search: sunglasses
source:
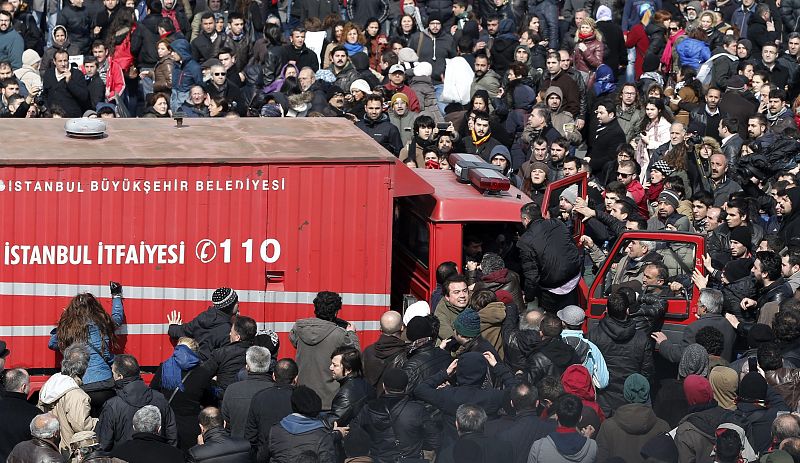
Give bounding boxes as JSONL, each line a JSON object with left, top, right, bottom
{"left": 617, "top": 172, "right": 634, "bottom": 178}
{"left": 213, "top": 72, "right": 226, "bottom": 76}
{"left": 669, "top": 26, "right": 679, "bottom": 31}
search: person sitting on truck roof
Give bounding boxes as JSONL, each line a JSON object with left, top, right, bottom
{"left": 50, "top": 284, "right": 125, "bottom": 417}
{"left": 167, "top": 287, "right": 239, "bottom": 361}
{"left": 290, "top": 291, "right": 360, "bottom": 410}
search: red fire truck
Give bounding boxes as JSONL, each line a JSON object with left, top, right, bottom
{"left": 0, "top": 118, "right": 706, "bottom": 387}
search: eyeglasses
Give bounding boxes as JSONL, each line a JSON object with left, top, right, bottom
{"left": 669, "top": 27, "right": 679, "bottom": 31}
{"left": 213, "top": 72, "right": 226, "bottom": 76}
{"left": 617, "top": 172, "right": 634, "bottom": 178}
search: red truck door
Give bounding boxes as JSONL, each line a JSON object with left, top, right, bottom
{"left": 586, "top": 231, "right": 706, "bottom": 341}
{"left": 540, "top": 172, "right": 588, "bottom": 242}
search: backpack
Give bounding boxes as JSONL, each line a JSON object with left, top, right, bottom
{"left": 696, "top": 52, "right": 737, "bottom": 85}
{"left": 563, "top": 336, "right": 600, "bottom": 387}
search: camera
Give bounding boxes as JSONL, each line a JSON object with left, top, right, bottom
{"left": 686, "top": 132, "right": 703, "bottom": 145}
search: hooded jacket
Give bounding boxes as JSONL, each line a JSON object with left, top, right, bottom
{"left": 588, "top": 316, "right": 654, "bottom": 416}
{"left": 167, "top": 305, "right": 232, "bottom": 361}
{"left": 674, "top": 402, "right": 728, "bottom": 463}
{"left": 38, "top": 373, "right": 97, "bottom": 453}
{"left": 477, "top": 301, "right": 507, "bottom": 358}
{"left": 561, "top": 365, "right": 606, "bottom": 422}
{"left": 290, "top": 317, "right": 360, "bottom": 409}
{"left": 409, "top": 28, "right": 455, "bottom": 84}
{"left": 526, "top": 336, "right": 580, "bottom": 385}
{"left": 543, "top": 86, "right": 583, "bottom": 145}
{"left": 596, "top": 403, "right": 670, "bottom": 462}
{"left": 676, "top": 37, "right": 711, "bottom": 70}
{"left": 528, "top": 428, "right": 597, "bottom": 463}
{"left": 169, "top": 38, "right": 202, "bottom": 108}
{"left": 97, "top": 377, "right": 178, "bottom": 451}
{"left": 267, "top": 414, "right": 337, "bottom": 463}
{"left": 362, "top": 334, "right": 408, "bottom": 391}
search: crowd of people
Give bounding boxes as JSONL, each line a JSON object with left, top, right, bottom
{"left": 3, "top": 0, "right": 800, "bottom": 460}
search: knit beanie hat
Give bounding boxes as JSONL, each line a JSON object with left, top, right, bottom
{"left": 724, "top": 258, "right": 753, "bottom": 282}
{"left": 406, "top": 316, "right": 434, "bottom": 341}
{"left": 679, "top": 344, "right": 710, "bottom": 378}
{"left": 658, "top": 190, "right": 680, "bottom": 209}
{"left": 738, "top": 372, "right": 768, "bottom": 402}
{"left": 560, "top": 185, "right": 579, "bottom": 205}
{"left": 22, "top": 49, "right": 41, "bottom": 66}
{"left": 291, "top": 385, "right": 322, "bottom": 416}
{"left": 349, "top": 79, "right": 372, "bottom": 95}
{"left": 652, "top": 159, "right": 674, "bottom": 177}
{"left": 747, "top": 323, "right": 775, "bottom": 349}
{"left": 212, "top": 287, "right": 238, "bottom": 312}
{"left": 390, "top": 92, "right": 409, "bottom": 106}
{"left": 623, "top": 373, "right": 651, "bottom": 404}
{"left": 683, "top": 374, "right": 714, "bottom": 406}
{"left": 326, "top": 85, "right": 345, "bottom": 101}
{"left": 382, "top": 368, "right": 409, "bottom": 392}
{"left": 403, "top": 300, "right": 431, "bottom": 325}
{"left": 640, "top": 433, "right": 679, "bottom": 463}
{"left": 529, "top": 161, "right": 550, "bottom": 177}
{"left": 453, "top": 308, "right": 481, "bottom": 338}
{"left": 729, "top": 226, "right": 752, "bottom": 250}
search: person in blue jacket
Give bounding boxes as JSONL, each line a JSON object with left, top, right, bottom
{"left": 169, "top": 38, "right": 203, "bottom": 111}
{"left": 49, "top": 282, "right": 125, "bottom": 417}
{"left": 675, "top": 27, "right": 711, "bottom": 70}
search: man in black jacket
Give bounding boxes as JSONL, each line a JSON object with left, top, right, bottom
{"left": 588, "top": 100, "right": 627, "bottom": 175}
{"left": 0, "top": 369, "right": 39, "bottom": 461}
{"left": 485, "top": 382, "right": 556, "bottom": 463}
{"left": 42, "top": 48, "right": 89, "bottom": 117}
{"left": 402, "top": 316, "right": 452, "bottom": 396}
{"left": 222, "top": 346, "right": 274, "bottom": 439}
{"left": 190, "top": 12, "right": 222, "bottom": 64}
{"left": 350, "top": 368, "right": 438, "bottom": 462}
{"left": 110, "top": 406, "right": 185, "bottom": 463}
{"left": 362, "top": 310, "right": 407, "bottom": 393}
{"left": 97, "top": 354, "right": 178, "bottom": 451}
{"left": 355, "top": 94, "right": 403, "bottom": 156}
{"left": 437, "top": 403, "right": 514, "bottom": 463}
{"left": 245, "top": 358, "right": 297, "bottom": 463}
{"left": 778, "top": 187, "right": 800, "bottom": 248}
{"left": 281, "top": 27, "right": 319, "bottom": 72}
{"left": 204, "top": 62, "right": 246, "bottom": 116}
{"left": 167, "top": 287, "right": 239, "bottom": 361}
{"left": 742, "top": 251, "right": 794, "bottom": 311}
{"left": 82, "top": 56, "right": 105, "bottom": 110}
{"left": 203, "top": 315, "right": 257, "bottom": 398}
{"left": 518, "top": 201, "right": 582, "bottom": 312}
{"left": 188, "top": 407, "right": 251, "bottom": 463}
{"left": 588, "top": 291, "right": 654, "bottom": 417}
{"left": 267, "top": 386, "right": 340, "bottom": 462}
{"left": 524, "top": 314, "right": 579, "bottom": 384}
{"left": 327, "top": 346, "right": 374, "bottom": 427}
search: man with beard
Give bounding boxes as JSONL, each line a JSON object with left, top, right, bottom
{"left": 410, "top": 15, "right": 455, "bottom": 88}
{"left": 777, "top": 187, "right": 800, "bottom": 247}
{"left": 327, "top": 46, "right": 359, "bottom": 96}
{"left": 399, "top": 115, "right": 436, "bottom": 166}
{"left": 709, "top": 154, "right": 741, "bottom": 206}
{"left": 647, "top": 190, "right": 690, "bottom": 231}
{"left": 355, "top": 94, "right": 403, "bottom": 156}
{"left": 539, "top": 52, "right": 579, "bottom": 118}
{"left": 463, "top": 111, "right": 503, "bottom": 161}
{"left": 190, "top": 12, "right": 222, "bottom": 64}
{"left": 471, "top": 53, "right": 501, "bottom": 99}
{"left": 543, "top": 87, "right": 583, "bottom": 146}
{"left": 689, "top": 87, "right": 724, "bottom": 142}
{"left": 321, "top": 85, "right": 348, "bottom": 118}
{"left": 740, "top": 252, "right": 793, "bottom": 314}
{"left": 765, "top": 88, "right": 795, "bottom": 133}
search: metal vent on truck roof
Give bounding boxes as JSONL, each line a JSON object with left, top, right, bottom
{"left": 64, "top": 118, "right": 107, "bottom": 139}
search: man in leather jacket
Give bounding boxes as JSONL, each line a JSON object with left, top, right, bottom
{"left": 524, "top": 314, "right": 579, "bottom": 385}
{"left": 740, "top": 251, "right": 794, "bottom": 314}
{"left": 327, "top": 346, "right": 375, "bottom": 427}
{"left": 402, "top": 316, "right": 452, "bottom": 397}
{"left": 7, "top": 414, "right": 63, "bottom": 463}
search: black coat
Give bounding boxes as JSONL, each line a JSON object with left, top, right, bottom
{"left": 484, "top": 410, "right": 556, "bottom": 463}
{"left": 517, "top": 217, "right": 582, "bottom": 302}
{"left": 86, "top": 73, "right": 105, "bottom": 110}
{"left": 281, "top": 44, "right": 319, "bottom": 72}
{"left": 151, "top": 363, "right": 215, "bottom": 452}
{"left": 167, "top": 306, "right": 232, "bottom": 361}
{"left": 245, "top": 383, "right": 295, "bottom": 463}
{"left": 110, "top": 432, "right": 185, "bottom": 463}
{"left": 204, "top": 79, "right": 247, "bottom": 116}
{"left": 57, "top": 3, "right": 91, "bottom": 53}
{"left": 97, "top": 377, "right": 178, "bottom": 451}
{"left": 719, "top": 91, "right": 758, "bottom": 136}
{"left": 502, "top": 301, "right": 542, "bottom": 372}
{"left": 721, "top": 274, "right": 757, "bottom": 322}
{"left": 597, "top": 21, "right": 627, "bottom": 73}
{"left": 588, "top": 316, "right": 654, "bottom": 416}
{"left": 191, "top": 32, "right": 223, "bottom": 64}
{"left": 187, "top": 427, "right": 251, "bottom": 463}
{"left": 355, "top": 113, "right": 404, "bottom": 156}
{"left": 362, "top": 334, "right": 408, "bottom": 392}
{"left": 0, "top": 391, "right": 40, "bottom": 461}
{"left": 436, "top": 431, "right": 514, "bottom": 463}
{"left": 203, "top": 340, "right": 253, "bottom": 395}
{"left": 757, "top": 279, "right": 794, "bottom": 309}
{"left": 350, "top": 394, "right": 438, "bottom": 462}
{"left": 402, "top": 340, "right": 453, "bottom": 397}
{"left": 221, "top": 373, "right": 274, "bottom": 439}
{"left": 589, "top": 119, "right": 627, "bottom": 173}
{"left": 328, "top": 375, "right": 375, "bottom": 426}
{"left": 779, "top": 188, "right": 800, "bottom": 247}
{"left": 42, "top": 67, "right": 90, "bottom": 118}
{"left": 526, "top": 337, "right": 580, "bottom": 385}
{"left": 267, "top": 416, "right": 337, "bottom": 463}
{"left": 131, "top": 14, "right": 161, "bottom": 68}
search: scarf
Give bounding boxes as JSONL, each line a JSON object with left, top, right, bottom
{"left": 767, "top": 105, "right": 790, "bottom": 123}
{"left": 646, "top": 181, "right": 664, "bottom": 202}
{"left": 161, "top": 344, "right": 201, "bottom": 391}
{"left": 578, "top": 31, "right": 595, "bottom": 41}
{"left": 471, "top": 129, "right": 491, "bottom": 146}
{"left": 344, "top": 42, "right": 365, "bottom": 56}
{"left": 661, "top": 29, "right": 685, "bottom": 68}
{"left": 228, "top": 29, "right": 245, "bottom": 42}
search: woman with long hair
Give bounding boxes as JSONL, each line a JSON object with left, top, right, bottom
{"left": 392, "top": 13, "right": 417, "bottom": 44}
{"left": 151, "top": 39, "right": 174, "bottom": 98}
{"left": 635, "top": 97, "right": 673, "bottom": 180}
{"left": 660, "top": 16, "right": 685, "bottom": 75}
{"left": 669, "top": 65, "right": 703, "bottom": 126}
{"left": 151, "top": 337, "right": 212, "bottom": 451}
{"left": 364, "top": 17, "right": 388, "bottom": 71}
{"left": 143, "top": 91, "right": 171, "bottom": 117}
{"left": 49, "top": 287, "right": 125, "bottom": 416}
{"left": 342, "top": 22, "right": 367, "bottom": 56}
{"left": 572, "top": 18, "right": 605, "bottom": 86}
{"left": 661, "top": 142, "right": 694, "bottom": 199}
{"left": 322, "top": 16, "right": 344, "bottom": 69}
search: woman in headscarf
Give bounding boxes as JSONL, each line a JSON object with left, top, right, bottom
{"left": 151, "top": 337, "right": 213, "bottom": 451}
{"left": 709, "top": 365, "right": 738, "bottom": 410}
{"left": 653, "top": 344, "right": 709, "bottom": 428}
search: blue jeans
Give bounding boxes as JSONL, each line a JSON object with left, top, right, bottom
{"left": 434, "top": 83, "right": 446, "bottom": 115}
{"left": 529, "top": 0, "right": 559, "bottom": 50}
{"left": 626, "top": 48, "right": 636, "bottom": 83}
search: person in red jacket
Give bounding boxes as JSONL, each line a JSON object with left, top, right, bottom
{"left": 617, "top": 159, "right": 649, "bottom": 219}
{"left": 561, "top": 364, "right": 606, "bottom": 422}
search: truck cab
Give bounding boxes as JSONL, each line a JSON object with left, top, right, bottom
{"left": 391, "top": 164, "right": 588, "bottom": 310}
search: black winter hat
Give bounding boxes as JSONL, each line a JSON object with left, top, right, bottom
{"left": 747, "top": 323, "right": 774, "bottom": 349}
{"left": 729, "top": 226, "right": 752, "bottom": 250}
{"left": 738, "top": 372, "right": 768, "bottom": 402}
{"left": 383, "top": 368, "right": 409, "bottom": 392}
{"left": 291, "top": 385, "right": 322, "bottom": 416}
{"left": 723, "top": 258, "right": 752, "bottom": 282}
{"left": 406, "top": 316, "right": 434, "bottom": 341}
{"left": 212, "top": 287, "right": 238, "bottom": 312}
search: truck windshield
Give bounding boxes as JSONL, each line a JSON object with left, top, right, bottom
{"left": 595, "top": 237, "right": 697, "bottom": 300}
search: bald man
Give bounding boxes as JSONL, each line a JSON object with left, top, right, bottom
{"left": 362, "top": 311, "right": 408, "bottom": 393}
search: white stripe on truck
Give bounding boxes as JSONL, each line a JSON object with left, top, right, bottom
{"left": 0, "top": 321, "right": 382, "bottom": 337}
{"left": 0, "top": 282, "right": 391, "bottom": 306}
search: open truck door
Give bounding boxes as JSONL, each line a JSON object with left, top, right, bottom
{"left": 541, "top": 172, "right": 588, "bottom": 243}
{"left": 585, "top": 231, "right": 706, "bottom": 343}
